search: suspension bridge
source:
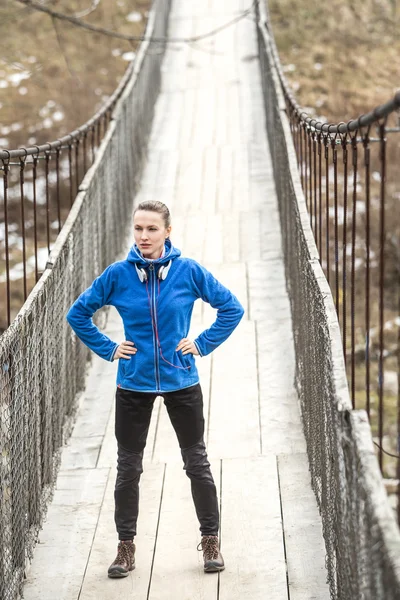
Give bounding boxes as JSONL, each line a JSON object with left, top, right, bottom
{"left": 1, "top": 1, "right": 400, "bottom": 599}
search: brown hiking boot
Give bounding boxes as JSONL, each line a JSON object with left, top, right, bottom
{"left": 199, "top": 535, "right": 225, "bottom": 573}
{"left": 108, "top": 541, "right": 136, "bottom": 578}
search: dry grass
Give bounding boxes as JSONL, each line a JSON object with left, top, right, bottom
{"left": 268, "top": 0, "right": 400, "bottom": 121}
{"left": 0, "top": 0, "right": 150, "bottom": 149}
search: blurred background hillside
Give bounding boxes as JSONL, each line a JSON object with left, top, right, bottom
{"left": 0, "top": 0, "right": 149, "bottom": 149}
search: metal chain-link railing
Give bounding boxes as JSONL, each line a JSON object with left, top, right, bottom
{"left": 0, "top": 2, "right": 171, "bottom": 599}
{"left": 259, "top": 6, "right": 400, "bottom": 480}
{"left": 256, "top": 2, "right": 400, "bottom": 598}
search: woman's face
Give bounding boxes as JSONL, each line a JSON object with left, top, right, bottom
{"left": 133, "top": 210, "right": 171, "bottom": 260}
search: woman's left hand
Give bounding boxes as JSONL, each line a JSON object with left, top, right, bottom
{"left": 176, "top": 338, "right": 199, "bottom": 356}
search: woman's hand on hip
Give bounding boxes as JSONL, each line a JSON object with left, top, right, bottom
{"left": 176, "top": 338, "right": 199, "bottom": 356}
{"left": 114, "top": 341, "right": 137, "bottom": 360}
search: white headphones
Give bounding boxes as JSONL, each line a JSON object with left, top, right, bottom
{"left": 135, "top": 260, "right": 172, "bottom": 283}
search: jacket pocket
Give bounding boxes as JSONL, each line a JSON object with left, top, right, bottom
{"left": 177, "top": 351, "right": 192, "bottom": 370}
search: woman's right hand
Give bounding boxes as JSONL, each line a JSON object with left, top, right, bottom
{"left": 114, "top": 341, "right": 137, "bottom": 360}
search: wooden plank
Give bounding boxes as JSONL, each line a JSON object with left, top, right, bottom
{"left": 153, "top": 150, "right": 179, "bottom": 204}
{"left": 232, "top": 145, "right": 250, "bottom": 212}
{"left": 175, "top": 148, "right": 204, "bottom": 214}
{"left": 277, "top": 454, "right": 330, "bottom": 600}
{"left": 96, "top": 396, "right": 117, "bottom": 469}
{"left": 217, "top": 145, "right": 233, "bottom": 214}
{"left": 70, "top": 372, "right": 116, "bottom": 441}
{"left": 183, "top": 212, "right": 206, "bottom": 262}
{"left": 209, "top": 262, "right": 247, "bottom": 316}
{"left": 226, "top": 82, "right": 241, "bottom": 147}
{"left": 222, "top": 213, "right": 240, "bottom": 263}
{"left": 256, "top": 320, "right": 307, "bottom": 455}
{"left": 203, "top": 214, "right": 223, "bottom": 264}
{"left": 23, "top": 468, "right": 110, "bottom": 600}
{"left": 179, "top": 88, "right": 197, "bottom": 149}
{"left": 156, "top": 96, "right": 183, "bottom": 151}
{"left": 247, "top": 259, "right": 290, "bottom": 323}
{"left": 207, "top": 320, "right": 260, "bottom": 458}
{"left": 60, "top": 435, "right": 103, "bottom": 470}
{"left": 219, "top": 456, "right": 288, "bottom": 600}
{"left": 148, "top": 461, "right": 220, "bottom": 600}
{"left": 214, "top": 86, "right": 228, "bottom": 147}
{"left": 201, "top": 146, "right": 218, "bottom": 215}
{"left": 192, "top": 87, "right": 215, "bottom": 148}
{"left": 239, "top": 210, "right": 262, "bottom": 262}
{"left": 79, "top": 463, "right": 165, "bottom": 600}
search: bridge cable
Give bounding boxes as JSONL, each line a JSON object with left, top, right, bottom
{"left": 15, "top": 0, "right": 260, "bottom": 45}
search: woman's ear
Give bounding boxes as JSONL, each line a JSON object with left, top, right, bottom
{"left": 166, "top": 225, "right": 172, "bottom": 238}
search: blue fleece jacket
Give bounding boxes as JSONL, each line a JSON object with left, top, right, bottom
{"left": 66, "top": 240, "right": 244, "bottom": 393}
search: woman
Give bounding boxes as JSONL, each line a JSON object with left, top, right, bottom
{"left": 66, "top": 201, "right": 244, "bottom": 578}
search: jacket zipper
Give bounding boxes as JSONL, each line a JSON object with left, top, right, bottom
{"left": 149, "top": 264, "right": 161, "bottom": 391}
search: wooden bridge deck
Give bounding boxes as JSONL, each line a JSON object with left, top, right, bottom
{"left": 23, "top": 1, "right": 330, "bottom": 598}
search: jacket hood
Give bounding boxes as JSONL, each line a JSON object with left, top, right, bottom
{"left": 126, "top": 238, "right": 181, "bottom": 267}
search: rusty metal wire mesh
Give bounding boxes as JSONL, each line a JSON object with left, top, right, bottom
{"left": 257, "top": 2, "right": 400, "bottom": 598}
{"left": 0, "top": 2, "right": 171, "bottom": 599}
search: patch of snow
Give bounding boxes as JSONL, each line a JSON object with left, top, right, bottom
{"left": 328, "top": 205, "right": 345, "bottom": 225}
{"left": 372, "top": 171, "right": 381, "bottom": 182}
{"left": 28, "top": 137, "right": 36, "bottom": 145}
{"left": 112, "top": 49, "right": 122, "bottom": 57}
{"left": 0, "top": 247, "right": 50, "bottom": 283}
{"left": 126, "top": 11, "right": 142, "bottom": 22}
{"left": 6, "top": 177, "right": 47, "bottom": 204}
{"left": 27, "top": 247, "right": 50, "bottom": 270}
{"left": 0, "top": 80, "right": 9, "bottom": 89}
{"left": 122, "top": 51, "right": 136, "bottom": 61}
{"left": 27, "top": 56, "right": 37, "bottom": 64}
{"left": 282, "top": 63, "right": 296, "bottom": 73}
{"left": 19, "top": 86, "right": 28, "bottom": 95}
{"left": 0, "top": 138, "right": 8, "bottom": 147}
{"left": 314, "top": 63, "right": 323, "bottom": 70}
{"left": 47, "top": 100, "right": 56, "bottom": 108}
{"left": 355, "top": 257, "right": 363, "bottom": 270}
{"left": 356, "top": 200, "right": 365, "bottom": 213}
{"left": 8, "top": 71, "right": 30, "bottom": 86}
{"left": 7, "top": 234, "right": 23, "bottom": 249}
{"left": 53, "top": 111, "right": 64, "bottom": 122}
{"left": 11, "top": 123, "right": 22, "bottom": 131}
{"left": 42, "top": 118, "right": 53, "bottom": 129}
{"left": 39, "top": 106, "right": 50, "bottom": 117}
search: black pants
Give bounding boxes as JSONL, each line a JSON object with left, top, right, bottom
{"left": 114, "top": 383, "right": 219, "bottom": 540}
